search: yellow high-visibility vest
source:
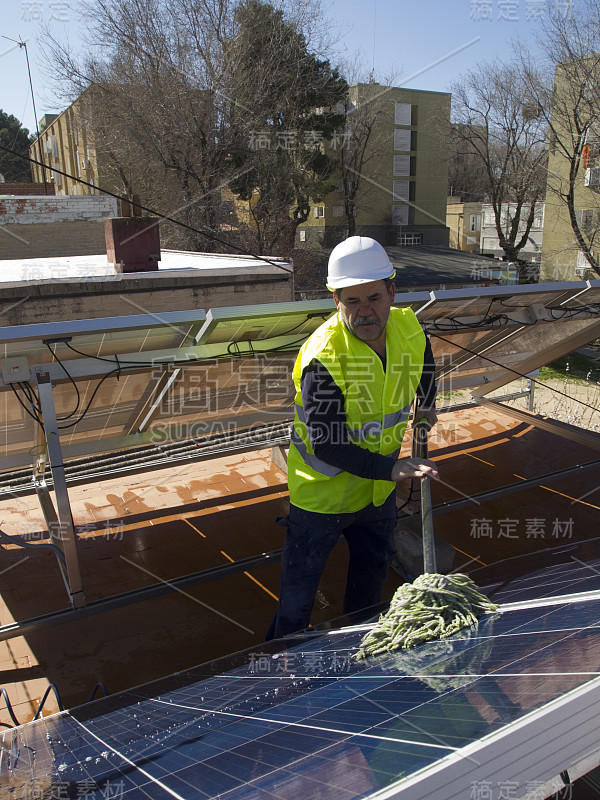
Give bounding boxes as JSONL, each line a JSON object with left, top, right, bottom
{"left": 288, "top": 307, "right": 426, "bottom": 513}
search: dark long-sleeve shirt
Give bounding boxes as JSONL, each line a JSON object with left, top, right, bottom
{"left": 300, "top": 336, "right": 436, "bottom": 481}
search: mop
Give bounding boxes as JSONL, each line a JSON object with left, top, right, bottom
{"left": 355, "top": 415, "right": 497, "bottom": 659}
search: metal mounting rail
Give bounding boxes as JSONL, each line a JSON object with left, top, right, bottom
{"left": 0, "top": 549, "right": 283, "bottom": 643}
{"left": 0, "top": 423, "right": 293, "bottom": 497}
{"left": 398, "top": 458, "right": 600, "bottom": 523}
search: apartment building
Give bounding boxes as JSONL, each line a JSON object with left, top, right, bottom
{"left": 297, "top": 82, "right": 451, "bottom": 250}
{"left": 29, "top": 94, "right": 118, "bottom": 197}
{"left": 541, "top": 63, "right": 600, "bottom": 281}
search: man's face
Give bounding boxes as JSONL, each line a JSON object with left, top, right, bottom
{"left": 334, "top": 279, "right": 395, "bottom": 346}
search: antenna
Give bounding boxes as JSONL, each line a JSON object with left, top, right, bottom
{"left": 2, "top": 35, "right": 49, "bottom": 193}
{"left": 371, "top": 0, "right": 377, "bottom": 80}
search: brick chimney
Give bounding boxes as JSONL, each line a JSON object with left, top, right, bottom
{"left": 104, "top": 215, "right": 161, "bottom": 273}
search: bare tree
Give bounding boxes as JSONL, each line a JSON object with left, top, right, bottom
{"left": 41, "top": 0, "right": 346, "bottom": 255}
{"left": 336, "top": 82, "right": 390, "bottom": 238}
{"left": 447, "top": 124, "right": 489, "bottom": 202}
{"left": 451, "top": 61, "right": 548, "bottom": 268}
{"left": 518, "top": 1, "right": 600, "bottom": 278}
{"left": 43, "top": 0, "right": 235, "bottom": 250}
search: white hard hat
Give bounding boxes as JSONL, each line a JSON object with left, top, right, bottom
{"left": 326, "top": 236, "right": 395, "bottom": 290}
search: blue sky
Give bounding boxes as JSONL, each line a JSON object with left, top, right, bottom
{"left": 0, "top": 0, "right": 567, "bottom": 135}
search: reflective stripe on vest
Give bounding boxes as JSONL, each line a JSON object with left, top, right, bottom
{"left": 290, "top": 428, "right": 342, "bottom": 477}
{"left": 290, "top": 427, "right": 400, "bottom": 478}
{"left": 347, "top": 403, "right": 412, "bottom": 440}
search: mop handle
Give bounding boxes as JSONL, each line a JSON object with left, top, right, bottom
{"left": 414, "top": 417, "right": 437, "bottom": 575}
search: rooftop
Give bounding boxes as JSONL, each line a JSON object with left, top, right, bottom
{"left": 0, "top": 249, "right": 292, "bottom": 284}
{"left": 0, "top": 282, "right": 599, "bottom": 798}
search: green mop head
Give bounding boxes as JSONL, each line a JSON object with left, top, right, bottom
{"left": 354, "top": 573, "right": 498, "bottom": 660}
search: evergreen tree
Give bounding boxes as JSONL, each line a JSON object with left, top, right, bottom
{"left": 0, "top": 111, "right": 33, "bottom": 182}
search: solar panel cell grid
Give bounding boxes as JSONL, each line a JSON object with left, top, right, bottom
{"left": 485, "top": 556, "right": 600, "bottom": 604}
{"left": 3, "top": 596, "right": 600, "bottom": 799}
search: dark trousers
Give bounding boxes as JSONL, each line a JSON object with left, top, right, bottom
{"left": 265, "top": 492, "right": 397, "bottom": 640}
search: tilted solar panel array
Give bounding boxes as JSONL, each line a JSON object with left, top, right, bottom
{"left": 3, "top": 595, "right": 600, "bottom": 799}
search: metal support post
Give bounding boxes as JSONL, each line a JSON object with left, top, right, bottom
{"left": 414, "top": 417, "right": 437, "bottom": 575}
{"left": 32, "top": 426, "right": 71, "bottom": 596}
{"left": 528, "top": 378, "right": 535, "bottom": 412}
{"left": 35, "top": 372, "right": 86, "bottom": 608}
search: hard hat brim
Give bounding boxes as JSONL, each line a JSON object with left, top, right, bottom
{"left": 326, "top": 266, "right": 396, "bottom": 291}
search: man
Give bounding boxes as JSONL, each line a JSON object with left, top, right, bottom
{"left": 265, "top": 236, "right": 438, "bottom": 640}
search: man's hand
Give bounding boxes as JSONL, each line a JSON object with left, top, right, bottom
{"left": 391, "top": 457, "right": 439, "bottom": 481}
{"left": 413, "top": 406, "right": 438, "bottom": 430}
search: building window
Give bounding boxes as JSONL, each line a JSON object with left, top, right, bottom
{"left": 393, "top": 155, "right": 411, "bottom": 177}
{"left": 577, "top": 249, "right": 592, "bottom": 267}
{"left": 576, "top": 249, "right": 592, "bottom": 276}
{"left": 314, "top": 206, "right": 325, "bottom": 218}
{"left": 332, "top": 205, "right": 345, "bottom": 217}
{"left": 397, "top": 233, "right": 422, "bottom": 246}
{"left": 394, "top": 129, "right": 412, "bottom": 151}
{"left": 576, "top": 208, "right": 598, "bottom": 233}
{"left": 533, "top": 208, "right": 544, "bottom": 229}
{"left": 299, "top": 230, "right": 306, "bottom": 242}
{"left": 392, "top": 205, "right": 409, "bottom": 226}
{"left": 394, "top": 102, "right": 412, "bottom": 126}
{"left": 392, "top": 181, "right": 410, "bottom": 201}
{"left": 469, "top": 214, "right": 481, "bottom": 232}
{"left": 48, "top": 135, "right": 58, "bottom": 158}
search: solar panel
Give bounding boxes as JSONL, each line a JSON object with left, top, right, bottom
{"left": 4, "top": 593, "right": 600, "bottom": 799}
{"left": 1, "top": 282, "right": 599, "bottom": 468}
{"left": 195, "top": 300, "right": 336, "bottom": 346}
{"left": 473, "top": 538, "right": 600, "bottom": 605}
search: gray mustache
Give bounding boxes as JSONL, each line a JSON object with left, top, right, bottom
{"left": 355, "top": 317, "right": 379, "bottom": 326}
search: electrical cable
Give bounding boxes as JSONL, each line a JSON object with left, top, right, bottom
{"left": 62, "top": 315, "right": 327, "bottom": 368}
{"left": 55, "top": 330, "right": 313, "bottom": 430}
{"left": 87, "top": 682, "right": 109, "bottom": 703}
{"left": 25, "top": 299, "right": 600, "bottom": 432}
{"left": 8, "top": 383, "right": 44, "bottom": 428}
{"left": 0, "top": 681, "right": 109, "bottom": 728}
{"left": 18, "top": 380, "right": 42, "bottom": 416}
{"left": 21, "top": 322, "right": 321, "bottom": 433}
{"left": 429, "top": 298, "right": 505, "bottom": 332}
{"left": 44, "top": 342, "right": 81, "bottom": 420}
{"left": 57, "top": 368, "right": 123, "bottom": 430}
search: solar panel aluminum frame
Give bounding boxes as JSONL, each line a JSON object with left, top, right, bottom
{"left": 0, "top": 283, "right": 598, "bottom": 477}
{"left": 0, "top": 310, "right": 208, "bottom": 346}
{"left": 195, "top": 298, "right": 337, "bottom": 345}
{"left": 373, "top": 672, "right": 600, "bottom": 800}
